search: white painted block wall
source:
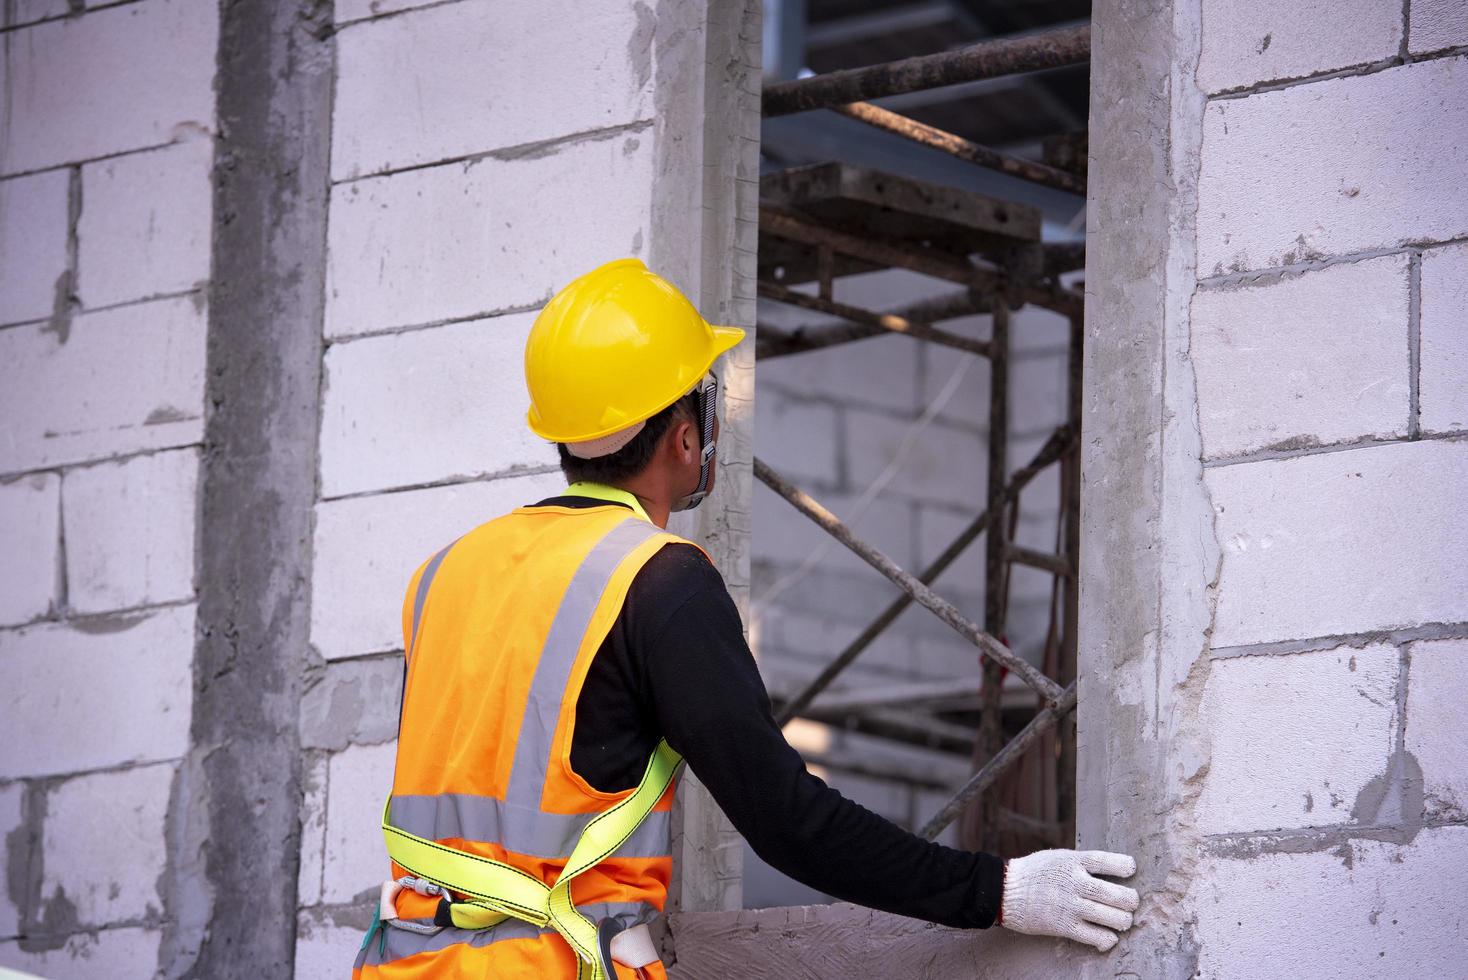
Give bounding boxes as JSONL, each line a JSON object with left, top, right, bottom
{"left": 0, "top": 1, "right": 217, "bottom": 974}
{"left": 1182, "top": 4, "right": 1468, "bottom": 974}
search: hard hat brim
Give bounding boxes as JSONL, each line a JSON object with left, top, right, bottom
{"left": 710, "top": 324, "right": 746, "bottom": 356}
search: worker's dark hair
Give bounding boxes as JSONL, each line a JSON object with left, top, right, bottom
{"left": 556, "top": 391, "right": 698, "bottom": 485}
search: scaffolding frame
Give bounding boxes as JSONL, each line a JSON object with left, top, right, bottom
{"left": 755, "top": 23, "right": 1089, "bottom": 847}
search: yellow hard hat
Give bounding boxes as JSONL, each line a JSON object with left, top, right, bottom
{"left": 524, "top": 258, "right": 745, "bottom": 444}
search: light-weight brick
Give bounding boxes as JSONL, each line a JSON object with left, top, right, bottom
{"left": 0, "top": 782, "right": 22, "bottom": 939}
{"left": 0, "top": 169, "right": 70, "bottom": 326}
{"left": 62, "top": 448, "right": 197, "bottom": 614}
{"left": 914, "top": 504, "right": 987, "bottom": 598}
{"left": 0, "top": 296, "right": 206, "bottom": 473}
{"left": 1197, "top": 0, "right": 1402, "bottom": 94}
{"left": 321, "top": 740, "right": 396, "bottom": 904}
{"left": 844, "top": 408, "right": 986, "bottom": 510}
{"left": 1196, "top": 826, "right": 1468, "bottom": 978}
{"left": 0, "top": 926, "right": 162, "bottom": 980}
{"left": 1405, "top": 637, "right": 1468, "bottom": 820}
{"left": 753, "top": 395, "right": 841, "bottom": 488}
{"left": 1191, "top": 255, "right": 1412, "bottom": 458}
{"left": 311, "top": 471, "right": 563, "bottom": 660}
{"left": 1197, "top": 644, "right": 1398, "bottom": 834}
{"left": 0, "top": 0, "right": 217, "bottom": 175}
{"left": 300, "top": 656, "right": 403, "bottom": 751}
{"left": 0, "top": 473, "right": 61, "bottom": 626}
{"left": 759, "top": 333, "right": 919, "bottom": 415}
{"left": 1410, "top": 0, "right": 1468, "bottom": 54}
{"left": 296, "top": 908, "right": 371, "bottom": 979}
{"left": 320, "top": 314, "right": 549, "bottom": 498}
{"left": 77, "top": 138, "right": 213, "bottom": 309}
{"left": 1419, "top": 242, "right": 1468, "bottom": 434}
{"left": 331, "top": 0, "right": 653, "bottom": 180}
{"left": 324, "top": 131, "right": 655, "bottom": 339}
{"left": 1207, "top": 439, "right": 1468, "bottom": 648}
{"left": 41, "top": 763, "right": 173, "bottom": 928}
{"left": 1198, "top": 57, "right": 1468, "bottom": 276}
{"left": 0, "top": 604, "right": 194, "bottom": 778}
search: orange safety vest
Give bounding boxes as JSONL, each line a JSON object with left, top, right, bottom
{"left": 353, "top": 496, "right": 694, "bottom": 979}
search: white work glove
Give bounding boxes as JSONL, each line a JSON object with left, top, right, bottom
{"left": 999, "top": 849, "right": 1140, "bottom": 952}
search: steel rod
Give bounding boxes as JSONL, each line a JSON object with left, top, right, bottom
{"left": 756, "top": 290, "right": 991, "bottom": 360}
{"left": 762, "top": 24, "right": 1092, "bottom": 117}
{"left": 977, "top": 298, "right": 1011, "bottom": 847}
{"left": 834, "top": 101, "right": 1086, "bottom": 196}
{"left": 773, "top": 426, "right": 1075, "bottom": 725}
{"left": 758, "top": 281, "right": 993, "bottom": 358}
{"left": 760, "top": 207, "right": 995, "bottom": 289}
{"left": 920, "top": 681, "right": 1078, "bottom": 840}
{"left": 754, "top": 456, "right": 1066, "bottom": 704}
{"left": 1005, "top": 544, "right": 1076, "bottom": 579}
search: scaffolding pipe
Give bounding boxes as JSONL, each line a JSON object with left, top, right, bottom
{"left": 773, "top": 426, "right": 1074, "bottom": 724}
{"left": 762, "top": 23, "right": 1092, "bottom": 117}
{"left": 758, "top": 281, "right": 994, "bottom": 357}
{"left": 919, "top": 681, "right": 1078, "bottom": 840}
{"left": 754, "top": 456, "right": 1066, "bottom": 704}
{"left": 756, "top": 290, "right": 991, "bottom": 360}
{"left": 760, "top": 208, "right": 998, "bottom": 289}
{"left": 834, "top": 101, "right": 1086, "bottom": 196}
{"left": 1005, "top": 544, "right": 1075, "bottom": 579}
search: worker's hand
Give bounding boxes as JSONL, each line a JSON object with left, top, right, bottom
{"left": 998, "top": 849, "right": 1139, "bottom": 952}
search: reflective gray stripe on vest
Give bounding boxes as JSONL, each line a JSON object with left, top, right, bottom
{"left": 387, "top": 794, "right": 671, "bottom": 860}
{"left": 409, "top": 539, "right": 457, "bottom": 658}
{"left": 356, "top": 901, "right": 655, "bottom": 969}
{"left": 503, "top": 517, "right": 664, "bottom": 806}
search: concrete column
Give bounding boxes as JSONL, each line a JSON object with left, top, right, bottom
{"left": 159, "top": 3, "right": 333, "bottom": 976}
{"left": 660, "top": 0, "right": 764, "bottom": 916}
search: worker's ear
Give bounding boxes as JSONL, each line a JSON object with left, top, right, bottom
{"left": 670, "top": 415, "right": 699, "bottom": 465}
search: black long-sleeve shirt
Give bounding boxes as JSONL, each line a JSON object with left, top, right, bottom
{"left": 541, "top": 496, "right": 1004, "bottom": 929}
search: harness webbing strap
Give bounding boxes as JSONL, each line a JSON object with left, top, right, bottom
{"left": 381, "top": 739, "right": 681, "bottom": 978}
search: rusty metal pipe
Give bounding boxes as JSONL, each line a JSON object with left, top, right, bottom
{"left": 919, "top": 680, "right": 1077, "bottom": 840}
{"left": 834, "top": 101, "right": 1086, "bottom": 196}
{"left": 762, "top": 24, "right": 1092, "bottom": 117}
{"left": 758, "top": 281, "right": 993, "bottom": 358}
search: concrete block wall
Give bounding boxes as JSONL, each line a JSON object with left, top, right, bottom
{"left": 1083, "top": 2, "right": 1468, "bottom": 976}
{"left": 0, "top": 1, "right": 217, "bottom": 975}
{"left": 748, "top": 265, "right": 1074, "bottom": 905}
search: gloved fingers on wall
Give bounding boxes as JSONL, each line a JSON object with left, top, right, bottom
{"left": 1077, "top": 850, "right": 1137, "bottom": 878}
{"left": 1077, "top": 873, "right": 1140, "bottom": 911}
{"left": 1076, "top": 897, "right": 1134, "bottom": 933}
{"left": 1071, "top": 921, "right": 1122, "bottom": 953}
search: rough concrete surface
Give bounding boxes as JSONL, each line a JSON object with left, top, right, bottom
{"left": 156, "top": 2, "right": 333, "bottom": 976}
{"left": 1079, "top": 0, "right": 1217, "bottom": 977}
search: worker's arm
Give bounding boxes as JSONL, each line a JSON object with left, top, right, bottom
{"left": 636, "top": 546, "right": 1004, "bottom": 929}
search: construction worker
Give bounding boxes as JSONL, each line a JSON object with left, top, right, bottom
{"left": 354, "top": 258, "right": 1140, "bottom": 978}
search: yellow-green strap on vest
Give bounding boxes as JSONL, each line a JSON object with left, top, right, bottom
{"left": 380, "top": 738, "right": 683, "bottom": 979}
{"left": 564, "top": 481, "right": 653, "bottom": 523}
